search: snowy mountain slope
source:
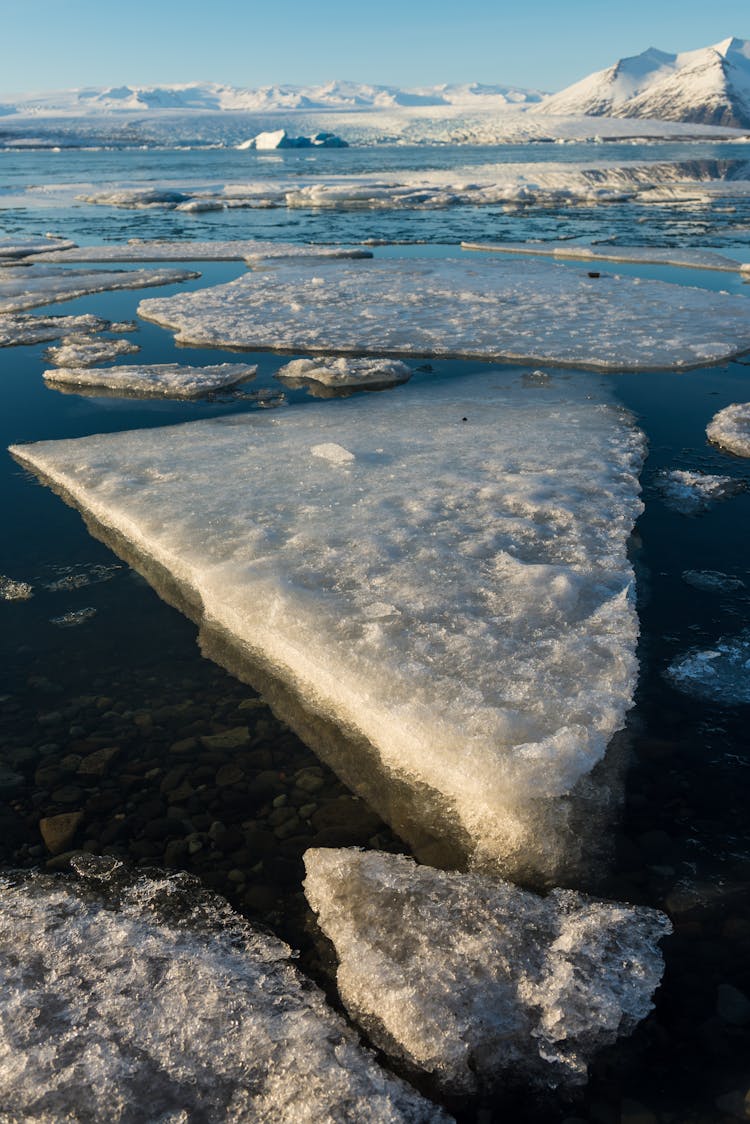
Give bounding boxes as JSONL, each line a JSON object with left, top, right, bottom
{"left": 541, "top": 37, "right": 750, "bottom": 128}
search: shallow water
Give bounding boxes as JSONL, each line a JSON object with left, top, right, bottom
{"left": 1, "top": 146, "right": 750, "bottom": 1122}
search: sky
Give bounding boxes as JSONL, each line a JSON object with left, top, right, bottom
{"left": 2, "top": 0, "right": 748, "bottom": 93}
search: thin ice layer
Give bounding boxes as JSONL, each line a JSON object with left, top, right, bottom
{"left": 707, "top": 402, "right": 750, "bottom": 457}
{"left": 276, "top": 356, "right": 412, "bottom": 389}
{"left": 44, "top": 361, "right": 258, "bottom": 398}
{"left": 0, "top": 264, "right": 199, "bottom": 313}
{"left": 45, "top": 334, "right": 140, "bottom": 367}
{"left": 0, "top": 859, "right": 446, "bottom": 1123}
{"left": 40, "top": 239, "right": 372, "bottom": 263}
{"left": 11, "top": 371, "right": 644, "bottom": 881}
{"left": 0, "top": 312, "right": 110, "bottom": 347}
{"left": 462, "top": 241, "right": 750, "bottom": 273}
{"left": 138, "top": 257, "right": 750, "bottom": 370}
{"left": 303, "top": 849, "right": 671, "bottom": 1093}
{"left": 655, "top": 469, "right": 745, "bottom": 513}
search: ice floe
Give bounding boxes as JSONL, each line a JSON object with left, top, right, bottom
{"left": 665, "top": 632, "right": 750, "bottom": 704}
{"left": 50, "top": 607, "right": 97, "bottom": 627}
{"left": 682, "top": 569, "right": 746, "bottom": 593}
{"left": 0, "top": 264, "right": 199, "bottom": 313}
{"left": 42, "top": 561, "right": 123, "bottom": 593}
{"left": 462, "top": 240, "right": 750, "bottom": 273}
{"left": 276, "top": 356, "right": 413, "bottom": 391}
{"left": 11, "top": 371, "right": 645, "bottom": 882}
{"left": 303, "top": 848, "right": 671, "bottom": 1093}
{"left": 0, "top": 859, "right": 447, "bottom": 1123}
{"left": 0, "top": 574, "right": 33, "bottom": 601}
{"left": 0, "top": 234, "right": 76, "bottom": 260}
{"left": 655, "top": 469, "right": 746, "bottom": 513}
{"left": 138, "top": 256, "right": 750, "bottom": 371}
{"left": 44, "top": 361, "right": 258, "bottom": 399}
{"left": 0, "top": 312, "right": 110, "bottom": 347}
{"left": 707, "top": 402, "right": 750, "bottom": 457}
{"left": 40, "top": 238, "right": 372, "bottom": 263}
{"left": 45, "top": 334, "right": 140, "bottom": 368}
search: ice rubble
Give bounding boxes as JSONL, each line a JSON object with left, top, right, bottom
{"left": 45, "top": 334, "right": 140, "bottom": 368}
{"left": 304, "top": 848, "right": 671, "bottom": 1093}
{"left": 462, "top": 240, "right": 750, "bottom": 273}
{"left": 707, "top": 402, "right": 750, "bottom": 457}
{"left": 0, "top": 264, "right": 199, "bottom": 313}
{"left": 0, "top": 859, "right": 447, "bottom": 1123}
{"left": 40, "top": 239, "right": 372, "bottom": 263}
{"left": 138, "top": 256, "right": 750, "bottom": 371}
{"left": 276, "top": 356, "right": 412, "bottom": 390}
{"left": 0, "top": 312, "right": 110, "bottom": 347}
{"left": 665, "top": 632, "right": 750, "bottom": 704}
{"left": 44, "top": 361, "right": 258, "bottom": 398}
{"left": 11, "top": 370, "right": 645, "bottom": 882}
{"left": 655, "top": 469, "right": 745, "bottom": 513}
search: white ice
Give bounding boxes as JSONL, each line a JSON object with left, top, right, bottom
{"left": 139, "top": 257, "right": 750, "bottom": 371}
{"left": 45, "top": 334, "right": 140, "bottom": 368}
{"left": 0, "top": 234, "right": 76, "bottom": 260}
{"left": 462, "top": 241, "right": 750, "bottom": 273}
{"left": 44, "top": 361, "right": 258, "bottom": 398}
{"left": 0, "top": 859, "right": 447, "bottom": 1123}
{"left": 303, "top": 848, "right": 671, "bottom": 1093}
{"left": 655, "top": 469, "right": 745, "bottom": 513}
{"left": 706, "top": 402, "right": 750, "bottom": 457}
{"left": 0, "top": 312, "right": 110, "bottom": 347}
{"left": 240, "top": 128, "right": 348, "bottom": 149}
{"left": 276, "top": 356, "right": 413, "bottom": 389}
{"left": 0, "top": 264, "right": 199, "bottom": 313}
{"left": 0, "top": 574, "right": 33, "bottom": 601}
{"left": 40, "top": 239, "right": 372, "bottom": 263}
{"left": 665, "top": 632, "right": 750, "bottom": 704}
{"left": 11, "top": 370, "right": 645, "bottom": 881}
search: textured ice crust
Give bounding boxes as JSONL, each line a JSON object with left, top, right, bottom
{"left": 0, "top": 859, "right": 446, "bottom": 1123}
{"left": 304, "top": 849, "right": 671, "bottom": 1093}
{"left": 41, "top": 238, "right": 372, "bottom": 263}
{"left": 707, "top": 402, "right": 750, "bottom": 457}
{"left": 44, "top": 361, "right": 258, "bottom": 398}
{"left": 0, "top": 264, "right": 199, "bottom": 313}
{"left": 45, "top": 334, "right": 140, "bottom": 367}
{"left": 138, "top": 257, "right": 750, "bottom": 371}
{"left": 656, "top": 469, "right": 745, "bottom": 513}
{"left": 0, "top": 234, "right": 76, "bottom": 259}
{"left": 0, "top": 312, "right": 110, "bottom": 347}
{"left": 276, "top": 356, "right": 413, "bottom": 389}
{"left": 11, "top": 371, "right": 644, "bottom": 880}
{"left": 0, "top": 574, "right": 33, "bottom": 600}
{"left": 463, "top": 241, "right": 750, "bottom": 273}
{"left": 666, "top": 632, "right": 750, "bottom": 703}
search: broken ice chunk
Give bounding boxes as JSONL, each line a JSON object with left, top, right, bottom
{"left": 276, "top": 356, "right": 412, "bottom": 391}
{"left": 303, "top": 848, "right": 671, "bottom": 1093}
{"left": 311, "top": 442, "right": 356, "bottom": 465}
{"left": 682, "top": 570, "right": 745, "bottom": 594}
{"left": 655, "top": 469, "right": 745, "bottom": 514}
{"left": 44, "top": 362, "right": 258, "bottom": 399}
{"left": 665, "top": 632, "right": 750, "bottom": 704}
{"left": 50, "top": 607, "right": 97, "bottom": 627}
{"left": 707, "top": 402, "right": 750, "bottom": 458}
{"left": 0, "top": 313, "right": 111, "bottom": 348}
{"left": 45, "top": 334, "right": 140, "bottom": 368}
{"left": 0, "top": 574, "right": 33, "bottom": 601}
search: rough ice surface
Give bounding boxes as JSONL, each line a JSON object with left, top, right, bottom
{"left": 11, "top": 371, "right": 645, "bottom": 882}
{"left": 240, "top": 128, "right": 348, "bottom": 149}
{"left": 665, "top": 632, "right": 750, "bottom": 704}
{"left": 41, "top": 238, "right": 372, "bottom": 263}
{"left": 0, "top": 574, "right": 33, "bottom": 601}
{"left": 45, "top": 333, "right": 140, "bottom": 368}
{"left": 0, "top": 234, "right": 76, "bottom": 260}
{"left": 0, "top": 860, "right": 448, "bottom": 1124}
{"left": 0, "top": 312, "right": 110, "bottom": 347}
{"left": 682, "top": 569, "right": 746, "bottom": 593}
{"left": 462, "top": 241, "right": 750, "bottom": 273}
{"left": 44, "top": 361, "right": 257, "bottom": 398}
{"left": 42, "top": 561, "right": 123, "bottom": 593}
{"left": 50, "top": 606, "right": 97, "bottom": 627}
{"left": 706, "top": 402, "right": 750, "bottom": 457}
{"left": 655, "top": 469, "right": 745, "bottom": 513}
{"left": 303, "top": 848, "right": 671, "bottom": 1093}
{"left": 0, "top": 264, "right": 199, "bottom": 313}
{"left": 138, "top": 257, "right": 750, "bottom": 371}
{"left": 276, "top": 356, "right": 413, "bottom": 390}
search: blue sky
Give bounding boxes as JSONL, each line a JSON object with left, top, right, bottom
{"left": 3, "top": 0, "right": 748, "bottom": 92}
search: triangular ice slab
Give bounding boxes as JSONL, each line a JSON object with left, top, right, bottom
{"left": 0, "top": 264, "right": 198, "bottom": 313}
{"left": 11, "top": 370, "right": 644, "bottom": 882}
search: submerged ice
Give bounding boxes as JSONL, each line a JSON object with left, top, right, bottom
{"left": 44, "top": 361, "right": 258, "bottom": 398}
{"left": 665, "top": 633, "right": 750, "bottom": 704}
{"left": 11, "top": 370, "right": 645, "bottom": 882}
{"left": 304, "top": 848, "right": 671, "bottom": 1093}
{"left": 655, "top": 469, "right": 745, "bottom": 514}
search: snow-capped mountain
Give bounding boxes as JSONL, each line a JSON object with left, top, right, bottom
{"left": 541, "top": 37, "right": 750, "bottom": 128}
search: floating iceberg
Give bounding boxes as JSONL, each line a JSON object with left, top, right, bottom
{"left": 655, "top": 469, "right": 745, "bottom": 513}
{"left": 11, "top": 371, "right": 645, "bottom": 882}
{"left": 707, "top": 402, "right": 750, "bottom": 457}
{"left": 0, "top": 264, "right": 199, "bottom": 314}
{"left": 276, "top": 356, "right": 413, "bottom": 390}
{"left": 462, "top": 241, "right": 750, "bottom": 273}
{"left": 138, "top": 257, "right": 750, "bottom": 371}
{"left": 303, "top": 848, "right": 671, "bottom": 1093}
{"left": 0, "top": 312, "right": 110, "bottom": 347}
{"left": 40, "top": 238, "right": 372, "bottom": 263}
{"left": 238, "top": 128, "right": 348, "bottom": 149}
{"left": 665, "top": 632, "right": 750, "bottom": 704}
{"left": 45, "top": 334, "right": 140, "bottom": 368}
{"left": 44, "top": 361, "right": 258, "bottom": 399}
{"left": 0, "top": 859, "right": 447, "bottom": 1123}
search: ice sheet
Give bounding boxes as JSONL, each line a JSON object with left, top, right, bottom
{"left": 0, "top": 234, "right": 76, "bottom": 260}
{"left": 139, "top": 257, "right": 750, "bottom": 371}
{"left": 44, "top": 361, "right": 258, "bottom": 398}
{"left": 303, "top": 848, "right": 671, "bottom": 1092}
{"left": 0, "top": 312, "right": 110, "bottom": 347}
{"left": 45, "top": 334, "right": 140, "bottom": 367}
{"left": 11, "top": 370, "right": 645, "bottom": 882}
{"left": 665, "top": 632, "right": 750, "bottom": 704}
{"left": 0, "top": 264, "right": 199, "bottom": 313}
{"left": 276, "top": 356, "right": 412, "bottom": 389}
{"left": 462, "top": 241, "right": 750, "bottom": 273}
{"left": 40, "top": 239, "right": 372, "bottom": 263}
{"left": 706, "top": 402, "right": 750, "bottom": 457}
{"left": 0, "top": 858, "right": 447, "bottom": 1123}
{"left": 655, "top": 469, "right": 746, "bottom": 513}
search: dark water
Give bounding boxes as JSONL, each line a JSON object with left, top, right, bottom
{"left": 1, "top": 146, "right": 750, "bottom": 1122}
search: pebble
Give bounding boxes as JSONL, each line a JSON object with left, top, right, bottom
{"left": 200, "top": 727, "right": 250, "bottom": 751}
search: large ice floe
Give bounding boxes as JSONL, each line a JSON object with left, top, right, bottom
{"left": 39, "top": 238, "right": 372, "bottom": 263}
{"left": 462, "top": 240, "right": 750, "bottom": 273}
{"left": 11, "top": 370, "right": 645, "bottom": 883}
{"left": 655, "top": 469, "right": 746, "bottom": 514}
{"left": 304, "top": 848, "right": 671, "bottom": 1093}
{"left": 665, "top": 633, "right": 750, "bottom": 704}
{"left": 138, "top": 257, "right": 750, "bottom": 371}
{"left": 0, "top": 856, "right": 447, "bottom": 1123}
{"left": 275, "top": 356, "right": 413, "bottom": 391}
{"left": 0, "top": 312, "right": 111, "bottom": 347}
{"left": 44, "top": 361, "right": 258, "bottom": 399}
{"left": 0, "top": 264, "right": 199, "bottom": 313}
{"left": 45, "top": 333, "right": 140, "bottom": 368}
{"left": 706, "top": 402, "right": 750, "bottom": 457}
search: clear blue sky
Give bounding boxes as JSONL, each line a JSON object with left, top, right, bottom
{"left": 3, "top": 0, "right": 748, "bottom": 93}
